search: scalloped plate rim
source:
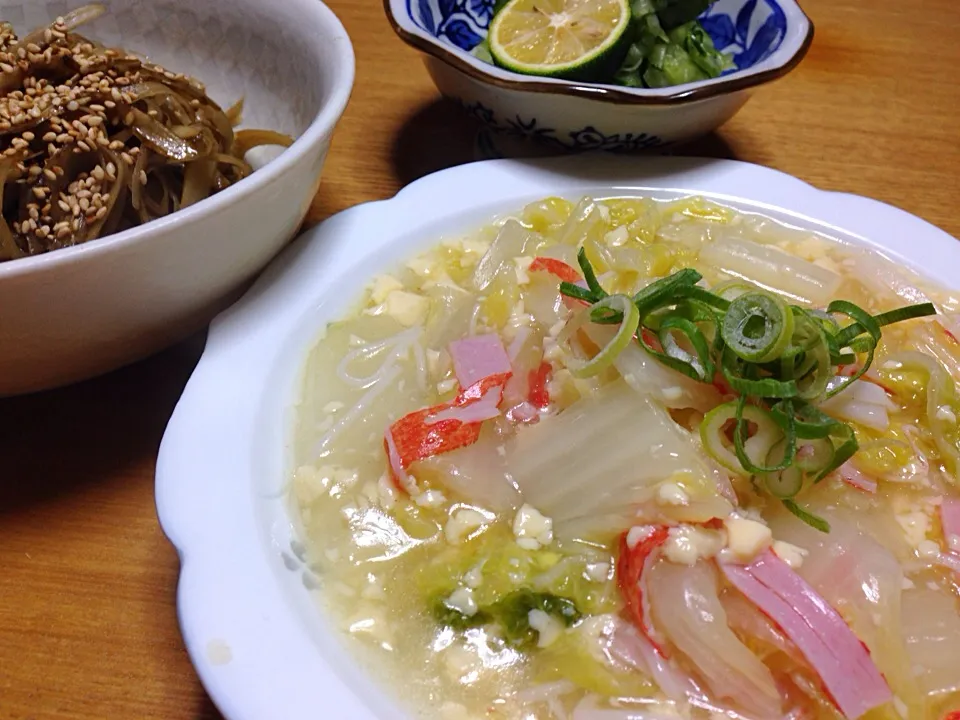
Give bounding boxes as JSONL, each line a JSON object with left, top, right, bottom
{"left": 155, "top": 155, "right": 960, "bottom": 720}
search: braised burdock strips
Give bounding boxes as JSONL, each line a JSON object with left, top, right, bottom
{"left": 0, "top": 4, "right": 291, "bottom": 262}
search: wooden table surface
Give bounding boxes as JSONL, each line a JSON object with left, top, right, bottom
{"left": 2, "top": 0, "right": 958, "bottom": 718}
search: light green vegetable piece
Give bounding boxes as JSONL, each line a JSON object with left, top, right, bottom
{"left": 538, "top": 616, "right": 658, "bottom": 697}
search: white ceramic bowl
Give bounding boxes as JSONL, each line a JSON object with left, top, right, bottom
{"left": 385, "top": 0, "right": 812, "bottom": 151}
{"left": 156, "top": 156, "right": 960, "bottom": 720}
{"left": 0, "top": 0, "right": 354, "bottom": 396}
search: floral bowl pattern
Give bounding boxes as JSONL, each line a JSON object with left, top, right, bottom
{"left": 385, "top": 0, "right": 814, "bottom": 151}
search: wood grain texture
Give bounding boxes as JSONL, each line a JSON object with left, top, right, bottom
{"left": 1, "top": 0, "right": 957, "bottom": 718}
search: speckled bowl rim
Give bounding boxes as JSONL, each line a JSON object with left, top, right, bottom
{"left": 384, "top": 0, "right": 814, "bottom": 106}
{"left": 0, "top": 0, "right": 355, "bottom": 280}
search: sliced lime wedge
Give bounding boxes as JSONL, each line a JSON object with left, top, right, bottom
{"left": 488, "top": 0, "right": 632, "bottom": 81}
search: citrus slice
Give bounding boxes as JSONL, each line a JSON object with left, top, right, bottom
{"left": 488, "top": 0, "right": 632, "bottom": 81}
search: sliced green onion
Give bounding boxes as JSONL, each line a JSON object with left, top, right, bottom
{"left": 657, "top": 315, "right": 714, "bottom": 381}
{"left": 733, "top": 395, "right": 796, "bottom": 474}
{"left": 764, "top": 466, "right": 804, "bottom": 499}
{"left": 782, "top": 499, "right": 831, "bottom": 533}
{"left": 633, "top": 269, "right": 702, "bottom": 316}
{"left": 559, "top": 281, "right": 595, "bottom": 304}
{"left": 722, "top": 292, "right": 795, "bottom": 363}
{"left": 771, "top": 400, "right": 833, "bottom": 439}
{"left": 859, "top": 302, "right": 936, "bottom": 334}
{"left": 724, "top": 373, "right": 799, "bottom": 398}
{"left": 794, "top": 334, "right": 832, "bottom": 401}
{"left": 700, "top": 400, "right": 784, "bottom": 475}
{"left": 564, "top": 294, "right": 639, "bottom": 378}
{"left": 806, "top": 308, "right": 840, "bottom": 334}
{"left": 795, "top": 438, "right": 836, "bottom": 472}
{"left": 824, "top": 339, "right": 877, "bottom": 399}
{"left": 830, "top": 300, "right": 881, "bottom": 349}
{"left": 710, "top": 280, "right": 757, "bottom": 301}
{"left": 675, "top": 284, "right": 731, "bottom": 310}
{"left": 824, "top": 300, "right": 885, "bottom": 399}
{"left": 760, "top": 436, "right": 834, "bottom": 499}
{"left": 722, "top": 352, "right": 798, "bottom": 398}
{"left": 823, "top": 424, "right": 858, "bottom": 480}
{"left": 776, "top": 400, "right": 857, "bottom": 480}
{"left": 576, "top": 247, "right": 606, "bottom": 298}
{"left": 554, "top": 254, "right": 938, "bottom": 526}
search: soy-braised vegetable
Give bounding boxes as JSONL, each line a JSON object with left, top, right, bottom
{"left": 0, "top": 4, "right": 292, "bottom": 262}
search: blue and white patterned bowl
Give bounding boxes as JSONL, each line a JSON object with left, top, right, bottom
{"left": 385, "top": 0, "right": 813, "bottom": 151}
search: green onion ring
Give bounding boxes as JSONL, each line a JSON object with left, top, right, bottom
{"left": 722, "top": 291, "right": 795, "bottom": 363}
{"left": 657, "top": 315, "right": 714, "bottom": 381}
{"left": 734, "top": 395, "right": 797, "bottom": 474}
{"left": 576, "top": 247, "right": 606, "bottom": 298}
{"left": 700, "top": 400, "right": 785, "bottom": 475}
{"left": 563, "top": 294, "right": 639, "bottom": 379}
{"left": 782, "top": 499, "right": 831, "bottom": 533}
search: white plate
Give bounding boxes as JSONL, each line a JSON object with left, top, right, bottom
{"left": 155, "top": 156, "right": 960, "bottom": 720}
